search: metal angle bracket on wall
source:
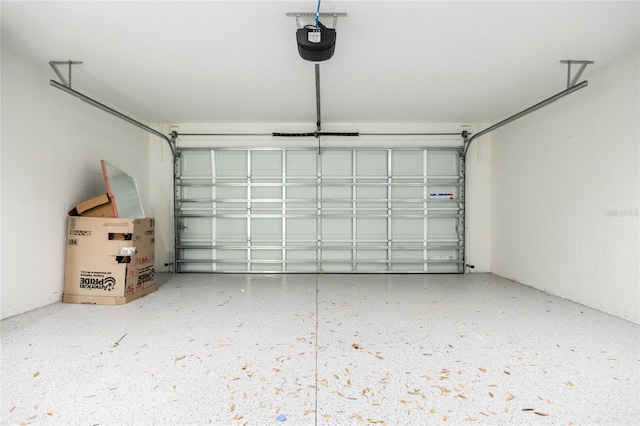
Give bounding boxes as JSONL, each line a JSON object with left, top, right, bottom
{"left": 463, "top": 60, "right": 593, "bottom": 157}
{"left": 48, "top": 61, "right": 177, "bottom": 158}
{"left": 560, "top": 60, "right": 594, "bottom": 89}
{"left": 49, "top": 60, "right": 83, "bottom": 88}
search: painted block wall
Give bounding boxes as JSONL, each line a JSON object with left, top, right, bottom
{"left": 0, "top": 47, "right": 152, "bottom": 319}
{"left": 490, "top": 50, "right": 639, "bottom": 324}
{"left": 148, "top": 122, "right": 492, "bottom": 274}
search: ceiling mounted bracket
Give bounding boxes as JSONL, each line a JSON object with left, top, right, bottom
{"left": 560, "top": 60, "right": 594, "bottom": 88}
{"left": 49, "top": 60, "right": 83, "bottom": 88}
{"left": 286, "top": 12, "right": 347, "bottom": 29}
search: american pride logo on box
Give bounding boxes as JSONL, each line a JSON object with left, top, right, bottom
{"left": 79, "top": 276, "right": 116, "bottom": 291}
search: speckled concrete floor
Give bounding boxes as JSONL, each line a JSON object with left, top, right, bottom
{"left": 2, "top": 273, "right": 639, "bottom": 425}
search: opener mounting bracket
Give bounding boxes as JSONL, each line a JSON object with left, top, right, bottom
{"left": 286, "top": 12, "right": 347, "bottom": 29}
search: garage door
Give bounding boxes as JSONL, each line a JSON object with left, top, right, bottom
{"left": 175, "top": 148, "right": 464, "bottom": 273}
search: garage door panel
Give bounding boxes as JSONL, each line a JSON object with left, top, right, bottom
{"left": 427, "top": 262, "right": 461, "bottom": 273}
{"left": 356, "top": 249, "right": 388, "bottom": 272}
{"left": 181, "top": 151, "right": 212, "bottom": 177}
{"left": 215, "top": 151, "right": 247, "bottom": 177}
{"left": 392, "top": 184, "right": 423, "bottom": 209}
{"left": 321, "top": 247, "right": 353, "bottom": 272}
{"left": 286, "top": 151, "right": 317, "bottom": 177}
{"left": 176, "top": 147, "right": 464, "bottom": 273}
{"left": 427, "top": 185, "right": 458, "bottom": 207}
{"left": 427, "top": 248, "right": 459, "bottom": 262}
{"left": 321, "top": 217, "right": 352, "bottom": 240}
{"left": 215, "top": 250, "right": 248, "bottom": 272}
{"left": 252, "top": 184, "right": 282, "bottom": 200}
{"left": 216, "top": 184, "right": 246, "bottom": 200}
{"left": 287, "top": 184, "right": 317, "bottom": 209}
{"left": 217, "top": 218, "right": 247, "bottom": 240}
{"left": 286, "top": 217, "right": 317, "bottom": 240}
{"left": 321, "top": 151, "right": 352, "bottom": 176}
{"left": 182, "top": 184, "right": 212, "bottom": 200}
{"left": 251, "top": 249, "right": 283, "bottom": 272}
{"left": 356, "top": 150, "right": 387, "bottom": 176}
{"left": 286, "top": 249, "right": 317, "bottom": 272}
{"left": 427, "top": 217, "right": 459, "bottom": 240}
{"left": 391, "top": 249, "right": 425, "bottom": 272}
{"left": 427, "top": 151, "right": 459, "bottom": 176}
{"left": 251, "top": 218, "right": 282, "bottom": 241}
{"left": 180, "top": 258, "right": 214, "bottom": 272}
{"left": 391, "top": 218, "right": 424, "bottom": 241}
{"left": 357, "top": 218, "right": 387, "bottom": 240}
{"left": 180, "top": 217, "right": 213, "bottom": 240}
{"left": 322, "top": 183, "right": 352, "bottom": 208}
{"left": 357, "top": 183, "right": 387, "bottom": 210}
{"left": 392, "top": 151, "right": 423, "bottom": 176}
{"left": 252, "top": 151, "right": 282, "bottom": 177}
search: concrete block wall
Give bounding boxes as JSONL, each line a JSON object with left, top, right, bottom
{"left": 490, "top": 50, "right": 639, "bottom": 324}
{"left": 1, "top": 47, "right": 152, "bottom": 319}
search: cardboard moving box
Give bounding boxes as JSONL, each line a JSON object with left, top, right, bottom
{"left": 63, "top": 216, "right": 156, "bottom": 305}
{"left": 68, "top": 193, "right": 117, "bottom": 218}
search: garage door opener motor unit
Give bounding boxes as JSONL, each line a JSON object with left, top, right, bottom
{"left": 288, "top": 9, "right": 346, "bottom": 62}
{"left": 297, "top": 21, "right": 336, "bottom": 62}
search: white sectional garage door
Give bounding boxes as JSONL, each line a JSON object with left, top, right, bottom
{"left": 175, "top": 148, "right": 464, "bottom": 273}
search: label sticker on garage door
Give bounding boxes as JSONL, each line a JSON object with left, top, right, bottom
{"left": 429, "top": 193, "right": 454, "bottom": 199}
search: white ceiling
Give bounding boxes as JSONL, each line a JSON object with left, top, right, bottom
{"left": 2, "top": 1, "right": 639, "bottom": 126}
